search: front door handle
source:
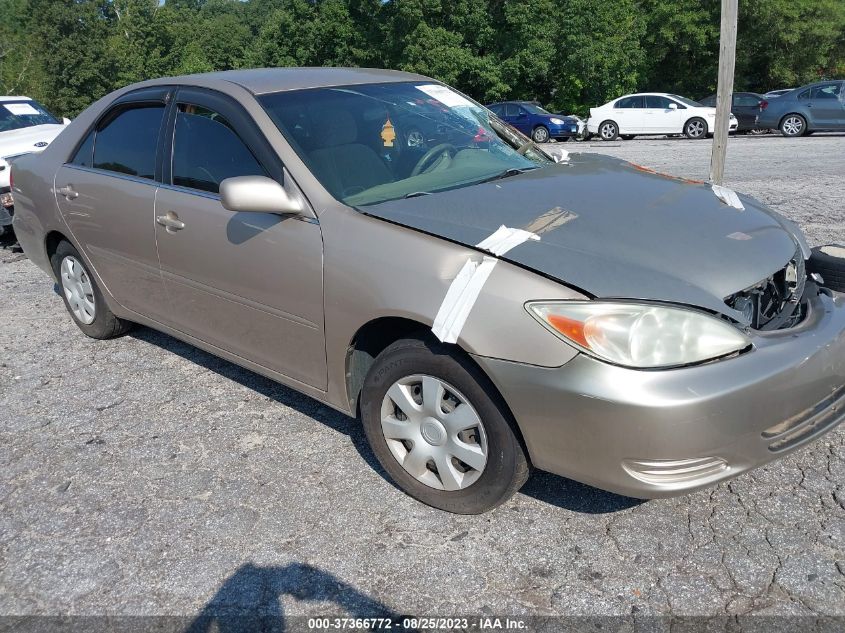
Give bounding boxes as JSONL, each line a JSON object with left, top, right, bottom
{"left": 156, "top": 211, "right": 185, "bottom": 232}
{"left": 57, "top": 185, "right": 78, "bottom": 200}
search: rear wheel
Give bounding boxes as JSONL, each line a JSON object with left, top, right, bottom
{"left": 360, "top": 337, "right": 529, "bottom": 514}
{"left": 684, "top": 117, "right": 707, "bottom": 139}
{"left": 598, "top": 120, "right": 619, "bottom": 141}
{"left": 780, "top": 114, "right": 807, "bottom": 137}
{"left": 50, "top": 241, "right": 132, "bottom": 339}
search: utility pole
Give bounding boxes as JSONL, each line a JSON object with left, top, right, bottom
{"left": 709, "top": 0, "right": 738, "bottom": 185}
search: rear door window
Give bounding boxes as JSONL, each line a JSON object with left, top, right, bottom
{"left": 93, "top": 105, "right": 165, "bottom": 179}
{"left": 171, "top": 103, "right": 267, "bottom": 194}
{"left": 616, "top": 96, "right": 644, "bottom": 108}
{"left": 810, "top": 84, "right": 841, "bottom": 100}
{"left": 646, "top": 95, "right": 673, "bottom": 109}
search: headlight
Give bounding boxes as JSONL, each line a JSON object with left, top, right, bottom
{"left": 549, "top": 117, "right": 565, "bottom": 125}
{"left": 527, "top": 301, "right": 751, "bottom": 369}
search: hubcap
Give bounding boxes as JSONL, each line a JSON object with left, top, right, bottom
{"left": 534, "top": 128, "right": 548, "bottom": 142}
{"left": 601, "top": 123, "right": 616, "bottom": 139}
{"left": 380, "top": 375, "right": 488, "bottom": 491}
{"left": 60, "top": 256, "right": 96, "bottom": 324}
{"left": 687, "top": 120, "right": 705, "bottom": 137}
{"left": 783, "top": 117, "right": 803, "bottom": 136}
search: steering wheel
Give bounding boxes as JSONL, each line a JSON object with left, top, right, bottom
{"left": 410, "top": 143, "right": 457, "bottom": 177}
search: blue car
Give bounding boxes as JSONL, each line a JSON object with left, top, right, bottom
{"left": 486, "top": 101, "right": 580, "bottom": 143}
{"left": 756, "top": 80, "right": 845, "bottom": 137}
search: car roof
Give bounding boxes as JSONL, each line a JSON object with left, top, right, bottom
{"left": 0, "top": 96, "right": 33, "bottom": 101}
{"left": 135, "top": 67, "right": 432, "bottom": 96}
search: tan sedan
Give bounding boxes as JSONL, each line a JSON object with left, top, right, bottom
{"left": 11, "top": 68, "right": 845, "bottom": 513}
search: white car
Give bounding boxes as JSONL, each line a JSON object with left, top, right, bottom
{"left": 1, "top": 96, "right": 69, "bottom": 233}
{"left": 587, "top": 93, "right": 738, "bottom": 141}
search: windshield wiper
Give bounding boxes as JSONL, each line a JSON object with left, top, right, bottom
{"left": 479, "top": 167, "right": 537, "bottom": 184}
{"left": 404, "top": 191, "right": 432, "bottom": 199}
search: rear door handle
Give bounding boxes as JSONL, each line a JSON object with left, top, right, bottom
{"left": 156, "top": 211, "right": 185, "bottom": 232}
{"left": 57, "top": 185, "right": 78, "bottom": 200}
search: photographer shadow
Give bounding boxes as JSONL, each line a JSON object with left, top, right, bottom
{"left": 185, "top": 562, "right": 415, "bottom": 633}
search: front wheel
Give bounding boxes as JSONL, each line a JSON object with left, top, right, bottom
{"left": 684, "top": 117, "right": 707, "bottom": 139}
{"left": 780, "top": 114, "right": 807, "bottom": 137}
{"left": 360, "top": 337, "right": 529, "bottom": 514}
{"left": 531, "top": 126, "right": 550, "bottom": 143}
{"left": 50, "top": 240, "right": 132, "bottom": 339}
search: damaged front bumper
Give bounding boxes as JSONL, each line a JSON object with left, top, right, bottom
{"left": 474, "top": 290, "right": 845, "bottom": 498}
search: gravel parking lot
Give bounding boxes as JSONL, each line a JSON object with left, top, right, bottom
{"left": 2, "top": 134, "right": 845, "bottom": 624}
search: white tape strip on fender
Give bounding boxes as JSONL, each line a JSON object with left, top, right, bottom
{"left": 712, "top": 184, "right": 745, "bottom": 210}
{"left": 431, "top": 226, "right": 540, "bottom": 344}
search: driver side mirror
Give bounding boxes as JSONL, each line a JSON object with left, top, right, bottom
{"left": 668, "top": 103, "right": 678, "bottom": 110}
{"left": 62, "top": 117, "right": 72, "bottom": 125}
{"left": 220, "top": 176, "right": 303, "bottom": 215}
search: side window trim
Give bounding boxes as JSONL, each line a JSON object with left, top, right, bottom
{"left": 65, "top": 86, "right": 174, "bottom": 183}
{"left": 163, "top": 86, "right": 284, "bottom": 190}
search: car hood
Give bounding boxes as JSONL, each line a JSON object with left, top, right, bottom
{"left": 0, "top": 124, "right": 67, "bottom": 159}
{"left": 360, "top": 153, "right": 801, "bottom": 321}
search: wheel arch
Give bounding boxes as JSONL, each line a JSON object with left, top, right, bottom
{"left": 45, "top": 229, "right": 73, "bottom": 279}
{"left": 346, "top": 316, "right": 534, "bottom": 466}
{"left": 345, "top": 316, "right": 435, "bottom": 414}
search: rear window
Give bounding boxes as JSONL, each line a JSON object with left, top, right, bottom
{"left": 93, "top": 105, "right": 164, "bottom": 179}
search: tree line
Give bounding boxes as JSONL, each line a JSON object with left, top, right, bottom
{"left": 1, "top": 0, "right": 843, "bottom": 119}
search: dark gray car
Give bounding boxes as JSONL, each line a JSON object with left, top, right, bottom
{"left": 10, "top": 68, "right": 845, "bottom": 514}
{"left": 757, "top": 80, "right": 845, "bottom": 136}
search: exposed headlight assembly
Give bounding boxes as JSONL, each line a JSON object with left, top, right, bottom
{"left": 527, "top": 301, "right": 751, "bottom": 369}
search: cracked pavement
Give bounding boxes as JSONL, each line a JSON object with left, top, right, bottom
{"left": 1, "top": 134, "right": 844, "bottom": 619}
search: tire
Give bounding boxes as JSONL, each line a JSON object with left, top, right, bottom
{"left": 360, "top": 337, "right": 529, "bottom": 514}
{"left": 684, "top": 117, "right": 707, "bottom": 139}
{"left": 780, "top": 114, "right": 807, "bottom": 137}
{"left": 621, "top": 135, "right": 635, "bottom": 140}
{"left": 808, "top": 244, "right": 845, "bottom": 293}
{"left": 598, "top": 120, "right": 619, "bottom": 141}
{"left": 50, "top": 240, "right": 132, "bottom": 339}
{"left": 531, "top": 126, "right": 550, "bottom": 143}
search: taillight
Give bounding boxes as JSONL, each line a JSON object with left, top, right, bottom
{"left": 760, "top": 100, "right": 768, "bottom": 111}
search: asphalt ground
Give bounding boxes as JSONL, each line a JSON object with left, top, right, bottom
{"left": 1, "top": 133, "right": 845, "bottom": 626}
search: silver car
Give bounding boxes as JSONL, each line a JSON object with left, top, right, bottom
{"left": 11, "top": 68, "right": 845, "bottom": 513}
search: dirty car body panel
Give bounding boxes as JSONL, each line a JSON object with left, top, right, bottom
{"left": 11, "top": 67, "right": 845, "bottom": 505}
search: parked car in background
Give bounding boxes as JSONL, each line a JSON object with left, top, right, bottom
{"left": 764, "top": 89, "right": 796, "bottom": 99}
{"left": 588, "top": 93, "right": 738, "bottom": 140}
{"left": 556, "top": 112, "right": 589, "bottom": 140}
{"left": 757, "top": 80, "right": 845, "bottom": 137}
{"left": 1, "top": 96, "right": 69, "bottom": 234}
{"left": 486, "top": 101, "right": 579, "bottom": 142}
{"left": 699, "top": 92, "right": 768, "bottom": 133}
{"left": 11, "top": 68, "right": 845, "bottom": 513}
